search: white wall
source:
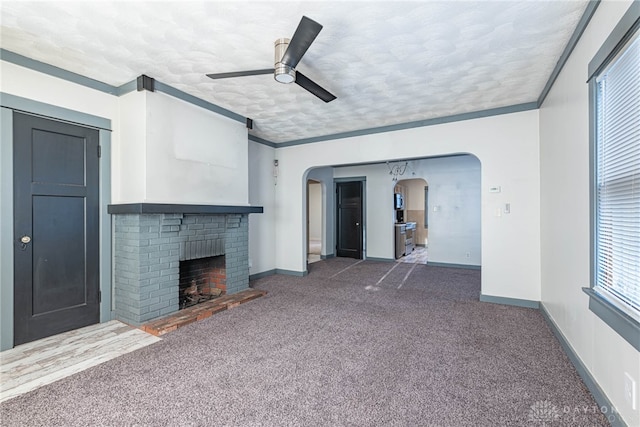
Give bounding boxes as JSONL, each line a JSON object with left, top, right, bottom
{"left": 145, "top": 92, "right": 248, "bottom": 205}
{"left": 274, "top": 110, "right": 541, "bottom": 301}
{"left": 0, "top": 61, "right": 119, "bottom": 123}
{"left": 118, "top": 91, "right": 147, "bottom": 202}
{"left": 539, "top": 1, "right": 640, "bottom": 424}
{"left": 248, "top": 140, "right": 276, "bottom": 276}
{"left": 334, "top": 155, "right": 481, "bottom": 265}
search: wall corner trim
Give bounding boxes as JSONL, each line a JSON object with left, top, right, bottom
{"left": 136, "top": 75, "right": 155, "bottom": 92}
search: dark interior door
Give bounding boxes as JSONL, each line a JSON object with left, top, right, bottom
{"left": 13, "top": 112, "right": 100, "bottom": 346}
{"left": 336, "top": 181, "right": 363, "bottom": 259}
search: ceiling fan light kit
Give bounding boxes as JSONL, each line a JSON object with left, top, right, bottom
{"left": 274, "top": 38, "right": 296, "bottom": 84}
{"left": 206, "top": 16, "right": 336, "bottom": 103}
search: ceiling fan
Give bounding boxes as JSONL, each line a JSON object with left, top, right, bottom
{"left": 206, "top": 16, "right": 336, "bottom": 103}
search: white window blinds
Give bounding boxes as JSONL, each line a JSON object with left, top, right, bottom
{"left": 595, "top": 33, "right": 640, "bottom": 317}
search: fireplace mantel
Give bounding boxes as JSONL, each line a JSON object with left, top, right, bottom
{"left": 108, "top": 203, "right": 263, "bottom": 215}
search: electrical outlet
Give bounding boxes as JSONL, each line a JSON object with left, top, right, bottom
{"left": 624, "top": 372, "right": 637, "bottom": 410}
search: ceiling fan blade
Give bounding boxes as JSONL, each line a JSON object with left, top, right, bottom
{"left": 281, "top": 16, "right": 322, "bottom": 68}
{"left": 295, "top": 71, "right": 336, "bottom": 103}
{"left": 206, "top": 69, "right": 273, "bottom": 80}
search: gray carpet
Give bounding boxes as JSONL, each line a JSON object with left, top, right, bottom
{"left": 1, "top": 258, "right": 609, "bottom": 426}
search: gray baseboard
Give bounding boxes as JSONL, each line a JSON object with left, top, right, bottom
{"left": 320, "top": 253, "right": 335, "bottom": 260}
{"left": 479, "top": 294, "right": 540, "bottom": 309}
{"left": 540, "top": 303, "right": 625, "bottom": 427}
{"left": 249, "top": 270, "right": 276, "bottom": 281}
{"left": 250, "top": 268, "right": 309, "bottom": 280}
{"left": 365, "top": 257, "right": 395, "bottom": 263}
{"left": 427, "top": 262, "right": 481, "bottom": 270}
{"left": 275, "top": 269, "right": 308, "bottom": 277}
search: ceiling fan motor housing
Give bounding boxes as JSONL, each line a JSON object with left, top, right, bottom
{"left": 274, "top": 38, "right": 295, "bottom": 83}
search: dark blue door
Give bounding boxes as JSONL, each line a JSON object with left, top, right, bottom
{"left": 336, "top": 181, "right": 363, "bottom": 259}
{"left": 13, "top": 112, "right": 100, "bottom": 345}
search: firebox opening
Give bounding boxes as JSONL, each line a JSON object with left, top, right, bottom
{"left": 179, "top": 255, "right": 226, "bottom": 309}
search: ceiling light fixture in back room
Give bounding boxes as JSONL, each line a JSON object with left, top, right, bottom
{"left": 206, "top": 16, "right": 336, "bottom": 103}
{"left": 387, "top": 161, "right": 416, "bottom": 182}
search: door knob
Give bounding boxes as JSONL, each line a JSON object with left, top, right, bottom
{"left": 19, "top": 235, "right": 31, "bottom": 251}
{"left": 355, "top": 222, "right": 360, "bottom": 226}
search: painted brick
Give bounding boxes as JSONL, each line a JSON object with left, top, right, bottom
{"left": 160, "top": 243, "right": 180, "bottom": 251}
{"left": 149, "top": 300, "right": 171, "bottom": 312}
{"left": 159, "top": 292, "right": 175, "bottom": 301}
{"left": 113, "top": 212, "right": 250, "bottom": 325}
{"left": 140, "top": 283, "right": 161, "bottom": 293}
{"left": 139, "top": 246, "right": 160, "bottom": 255}
{"left": 158, "top": 306, "right": 175, "bottom": 316}
{"left": 149, "top": 276, "right": 168, "bottom": 285}
{"left": 150, "top": 287, "right": 174, "bottom": 299}
{"left": 148, "top": 263, "right": 170, "bottom": 272}
{"left": 141, "top": 311, "right": 159, "bottom": 322}
{"left": 139, "top": 270, "right": 160, "bottom": 280}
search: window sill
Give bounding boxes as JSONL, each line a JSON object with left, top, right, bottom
{"left": 583, "top": 287, "right": 640, "bottom": 351}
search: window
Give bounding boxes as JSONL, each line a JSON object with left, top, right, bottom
{"left": 585, "top": 6, "right": 640, "bottom": 351}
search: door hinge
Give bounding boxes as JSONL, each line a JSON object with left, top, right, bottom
{"left": 98, "top": 290, "right": 102, "bottom": 303}
{"left": 97, "top": 145, "right": 102, "bottom": 158}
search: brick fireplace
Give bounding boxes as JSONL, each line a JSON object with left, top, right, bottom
{"left": 108, "top": 204, "right": 263, "bottom": 326}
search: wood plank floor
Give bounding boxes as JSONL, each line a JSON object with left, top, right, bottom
{"left": 0, "top": 320, "right": 161, "bottom": 403}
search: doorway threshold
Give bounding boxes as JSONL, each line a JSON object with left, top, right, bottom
{"left": 0, "top": 321, "right": 160, "bottom": 403}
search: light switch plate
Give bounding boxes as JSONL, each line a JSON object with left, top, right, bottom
{"left": 624, "top": 372, "right": 637, "bottom": 410}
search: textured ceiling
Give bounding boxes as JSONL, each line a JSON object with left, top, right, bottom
{"left": 0, "top": 1, "right": 588, "bottom": 144}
